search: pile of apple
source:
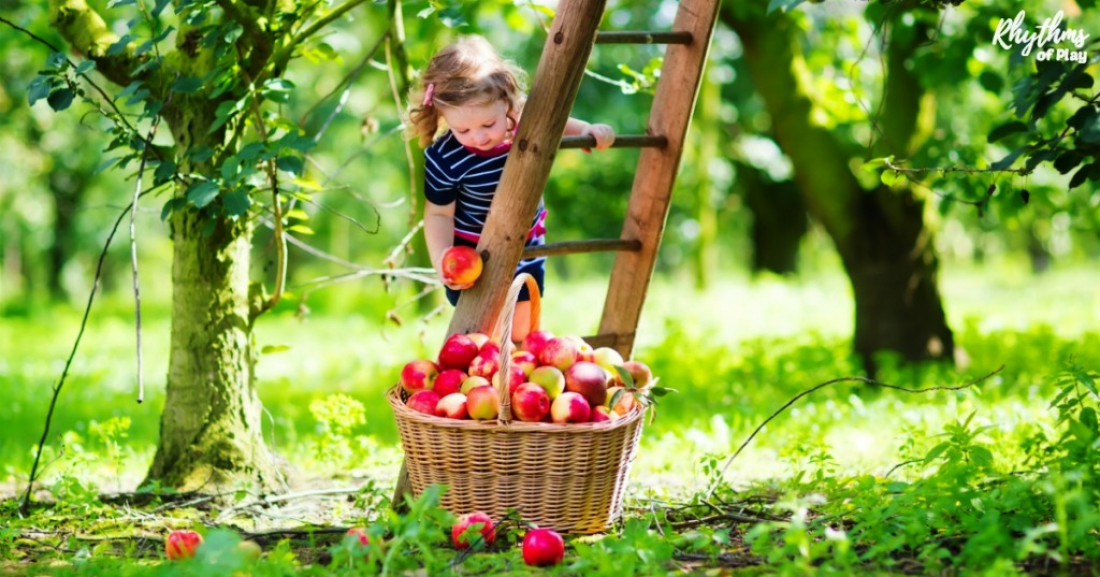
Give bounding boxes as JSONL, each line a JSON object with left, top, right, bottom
{"left": 399, "top": 330, "right": 654, "bottom": 424}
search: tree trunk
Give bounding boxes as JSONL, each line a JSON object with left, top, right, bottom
{"left": 739, "top": 164, "right": 807, "bottom": 275}
{"left": 47, "top": 169, "right": 86, "bottom": 300}
{"left": 724, "top": 4, "right": 954, "bottom": 375}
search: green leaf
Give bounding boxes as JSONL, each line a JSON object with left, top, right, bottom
{"left": 1069, "top": 165, "right": 1089, "bottom": 189}
{"left": 1053, "top": 152, "right": 1082, "bottom": 175}
{"left": 880, "top": 170, "right": 898, "bottom": 186}
{"left": 1078, "top": 372, "right": 1098, "bottom": 396}
{"left": 767, "top": 0, "right": 806, "bottom": 13}
{"left": 74, "top": 60, "right": 96, "bottom": 75}
{"left": 924, "top": 442, "right": 949, "bottom": 462}
{"left": 276, "top": 156, "right": 304, "bottom": 175}
{"left": 189, "top": 146, "right": 214, "bottom": 163}
{"left": 286, "top": 224, "right": 314, "bottom": 235}
{"left": 27, "top": 76, "right": 53, "bottom": 106}
{"left": 152, "top": 0, "right": 172, "bottom": 18}
{"left": 609, "top": 389, "right": 625, "bottom": 412}
{"left": 649, "top": 385, "right": 674, "bottom": 397}
{"left": 1080, "top": 408, "right": 1098, "bottom": 433}
{"left": 969, "top": 446, "right": 994, "bottom": 468}
{"left": 171, "top": 76, "right": 205, "bottom": 94}
{"left": 237, "top": 142, "right": 267, "bottom": 161}
{"left": 47, "top": 87, "right": 74, "bottom": 111}
{"left": 107, "top": 33, "right": 137, "bottom": 56}
{"left": 222, "top": 190, "right": 251, "bottom": 217}
{"left": 160, "top": 198, "right": 186, "bottom": 221}
{"left": 153, "top": 159, "right": 176, "bottom": 185}
{"left": 186, "top": 180, "right": 221, "bottom": 208}
{"left": 991, "top": 147, "right": 1026, "bottom": 171}
{"left": 614, "top": 366, "right": 635, "bottom": 388}
{"left": 1078, "top": 108, "right": 1100, "bottom": 144}
{"left": 987, "top": 121, "right": 1028, "bottom": 143}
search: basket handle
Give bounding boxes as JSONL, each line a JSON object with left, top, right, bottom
{"left": 492, "top": 273, "right": 541, "bottom": 424}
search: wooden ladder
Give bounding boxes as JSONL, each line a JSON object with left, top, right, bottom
{"left": 394, "top": 0, "right": 720, "bottom": 503}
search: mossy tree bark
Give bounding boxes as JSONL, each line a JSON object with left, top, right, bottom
{"left": 723, "top": 4, "right": 954, "bottom": 375}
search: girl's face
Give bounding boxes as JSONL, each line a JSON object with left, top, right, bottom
{"left": 441, "top": 100, "right": 512, "bottom": 151}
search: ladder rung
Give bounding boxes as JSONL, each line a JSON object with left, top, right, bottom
{"left": 582, "top": 332, "right": 636, "bottom": 350}
{"left": 559, "top": 135, "right": 668, "bottom": 150}
{"left": 595, "top": 31, "right": 693, "bottom": 45}
{"left": 523, "top": 239, "right": 642, "bottom": 259}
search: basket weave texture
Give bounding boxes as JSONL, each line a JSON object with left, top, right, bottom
{"left": 388, "top": 274, "right": 645, "bottom": 534}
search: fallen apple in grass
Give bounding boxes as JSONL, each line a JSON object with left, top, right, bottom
{"left": 438, "top": 334, "right": 479, "bottom": 371}
{"left": 522, "top": 528, "right": 564, "bottom": 566}
{"left": 511, "top": 383, "right": 551, "bottom": 422}
{"left": 347, "top": 527, "right": 370, "bottom": 546}
{"left": 433, "top": 369, "right": 467, "bottom": 397}
{"left": 400, "top": 359, "right": 438, "bottom": 394}
{"left": 550, "top": 391, "right": 591, "bottom": 424}
{"left": 435, "top": 392, "right": 469, "bottom": 419}
{"left": 237, "top": 540, "right": 262, "bottom": 560}
{"left": 165, "top": 529, "right": 203, "bottom": 560}
{"left": 440, "top": 245, "right": 483, "bottom": 286}
{"left": 466, "top": 385, "right": 500, "bottom": 420}
{"left": 564, "top": 361, "right": 610, "bottom": 408}
{"left": 451, "top": 512, "right": 496, "bottom": 549}
{"left": 406, "top": 390, "right": 441, "bottom": 416}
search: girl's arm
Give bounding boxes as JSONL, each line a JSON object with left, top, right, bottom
{"left": 424, "top": 201, "right": 473, "bottom": 290}
{"left": 564, "top": 117, "right": 616, "bottom": 151}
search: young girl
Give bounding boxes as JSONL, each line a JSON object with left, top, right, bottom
{"left": 408, "top": 35, "right": 615, "bottom": 342}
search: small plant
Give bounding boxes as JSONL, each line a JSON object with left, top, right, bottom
{"left": 310, "top": 393, "right": 371, "bottom": 471}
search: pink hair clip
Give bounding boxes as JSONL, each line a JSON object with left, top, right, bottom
{"left": 422, "top": 83, "right": 435, "bottom": 107}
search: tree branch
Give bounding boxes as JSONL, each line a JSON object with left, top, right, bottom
{"left": 269, "top": 0, "right": 372, "bottom": 80}
{"left": 47, "top": 0, "right": 147, "bottom": 87}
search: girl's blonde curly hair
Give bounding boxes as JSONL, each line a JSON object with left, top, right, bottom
{"left": 407, "top": 35, "right": 527, "bottom": 148}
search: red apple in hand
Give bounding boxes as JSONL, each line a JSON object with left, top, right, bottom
{"left": 165, "top": 529, "right": 203, "bottom": 560}
{"left": 451, "top": 512, "right": 496, "bottom": 549}
{"left": 440, "top": 246, "right": 483, "bottom": 286}
{"left": 438, "top": 334, "right": 479, "bottom": 371}
{"left": 406, "top": 390, "right": 441, "bottom": 415}
{"left": 400, "top": 359, "right": 438, "bottom": 394}
{"left": 522, "top": 528, "right": 564, "bottom": 566}
{"left": 565, "top": 361, "right": 610, "bottom": 408}
{"left": 550, "top": 391, "right": 591, "bottom": 423}
{"left": 433, "top": 369, "right": 467, "bottom": 397}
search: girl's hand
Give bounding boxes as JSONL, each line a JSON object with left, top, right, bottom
{"left": 583, "top": 123, "right": 616, "bottom": 151}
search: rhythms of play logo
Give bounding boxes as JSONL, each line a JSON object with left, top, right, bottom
{"left": 993, "top": 11, "right": 1090, "bottom": 63}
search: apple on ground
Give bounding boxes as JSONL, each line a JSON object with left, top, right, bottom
{"left": 511, "top": 350, "right": 538, "bottom": 376}
{"left": 527, "top": 365, "right": 566, "bottom": 400}
{"left": 440, "top": 245, "right": 483, "bottom": 286}
{"left": 522, "top": 528, "right": 565, "bottom": 566}
{"left": 520, "top": 330, "right": 555, "bottom": 358}
{"left": 539, "top": 337, "right": 579, "bottom": 371}
{"left": 604, "top": 386, "right": 637, "bottom": 415}
{"left": 466, "top": 386, "right": 501, "bottom": 420}
{"left": 511, "top": 383, "right": 551, "bottom": 422}
{"left": 433, "top": 369, "right": 467, "bottom": 397}
{"left": 237, "top": 540, "right": 262, "bottom": 560}
{"left": 590, "top": 405, "right": 617, "bottom": 423}
{"left": 451, "top": 512, "right": 496, "bottom": 549}
{"left": 551, "top": 391, "right": 591, "bottom": 424}
{"left": 621, "top": 360, "right": 654, "bottom": 389}
{"left": 460, "top": 375, "right": 491, "bottom": 395}
{"left": 564, "top": 361, "right": 610, "bottom": 408}
{"left": 468, "top": 348, "right": 500, "bottom": 380}
{"left": 400, "top": 359, "right": 438, "bottom": 394}
{"left": 491, "top": 363, "right": 526, "bottom": 394}
{"left": 346, "top": 527, "right": 370, "bottom": 546}
{"left": 592, "top": 347, "right": 625, "bottom": 375}
{"left": 165, "top": 529, "right": 203, "bottom": 560}
{"left": 406, "top": 390, "right": 441, "bottom": 416}
{"left": 438, "top": 333, "right": 479, "bottom": 371}
{"left": 435, "top": 393, "right": 469, "bottom": 419}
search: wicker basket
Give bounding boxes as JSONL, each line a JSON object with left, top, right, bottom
{"left": 388, "top": 274, "right": 645, "bottom": 534}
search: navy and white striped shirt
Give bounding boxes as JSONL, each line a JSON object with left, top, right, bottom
{"left": 424, "top": 132, "right": 547, "bottom": 246}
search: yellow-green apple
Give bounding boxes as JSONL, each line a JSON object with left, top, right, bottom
{"left": 511, "top": 350, "right": 538, "bottom": 376}
{"left": 522, "top": 528, "right": 564, "bottom": 566}
{"left": 466, "top": 385, "right": 500, "bottom": 420}
{"left": 400, "top": 359, "right": 438, "bottom": 394}
{"left": 451, "top": 512, "right": 496, "bottom": 549}
{"left": 440, "top": 245, "right": 483, "bottom": 286}
{"left": 592, "top": 347, "right": 624, "bottom": 375}
{"left": 406, "top": 390, "right": 441, "bottom": 415}
{"left": 510, "top": 383, "right": 551, "bottom": 422}
{"left": 539, "top": 337, "right": 579, "bottom": 371}
{"left": 520, "top": 330, "right": 555, "bottom": 358}
{"left": 460, "top": 375, "right": 491, "bottom": 394}
{"left": 466, "top": 332, "right": 492, "bottom": 350}
{"left": 621, "top": 360, "right": 654, "bottom": 389}
{"left": 237, "top": 540, "right": 262, "bottom": 560}
{"left": 564, "top": 361, "right": 610, "bottom": 407}
{"left": 603, "top": 386, "right": 637, "bottom": 416}
{"left": 165, "top": 529, "right": 203, "bottom": 560}
{"left": 550, "top": 391, "right": 591, "bottom": 423}
{"left": 435, "top": 392, "right": 469, "bottom": 419}
{"left": 564, "top": 335, "right": 595, "bottom": 362}
{"left": 434, "top": 369, "right": 467, "bottom": 397}
{"left": 527, "top": 366, "right": 566, "bottom": 400}
{"left": 491, "top": 363, "right": 526, "bottom": 394}
{"left": 589, "top": 405, "right": 617, "bottom": 423}
{"left": 468, "top": 348, "right": 500, "bottom": 380}
{"left": 438, "top": 334, "right": 479, "bottom": 371}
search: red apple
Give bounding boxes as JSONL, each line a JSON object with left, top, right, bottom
{"left": 511, "top": 383, "right": 551, "bottom": 422}
{"left": 590, "top": 405, "right": 617, "bottom": 423}
{"left": 435, "top": 392, "right": 469, "bottom": 419}
{"left": 564, "top": 361, "right": 610, "bottom": 408}
{"left": 406, "top": 390, "right": 441, "bottom": 415}
{"left": 604, "top": 386, "right": 637, "bottom": 415}
{"left": 440, "top": 245, "right": 483, "bottom": 286}
{"left": 438, "top": 334, "right": 479, "bottom": 371}
{"left": 466, "top": 332, "right": 492, "bottom": 350}
{"left": 400, "top": 359, "right": 438, "bottom": 394}
{"left": 550, "top": 391, "right": 591, "bottom": 424}
{"left": 466, "top": 385, "right": 500, "bottom": 420}
{"left": 511, "top": 350, "right": 538, "bottom": 376}
{"left": 592, "top": 347, "right": 624, "bottom": 375}
{"left": 539, "top": 337, "right": 579, "bottom": 371}
{"left": 527, "top": 366, "right": 566, "bottom": 400}
{"left": 491, "top": 363, "right": 527, "bottom": 394}
{"left": 460, "top": 375, "right": 491, "bottom": 394}
{"left": 622, "top": 360, "right": 654, "bottom": 389}
{"left": 565, "top": 335, "right": 595, "bottom": 363}
{"left": 434, "top": 369, "right": 467, "bottom": 397}
{"left": 165, "top": 529, "right": 203, "bottom": 560}
{"left": 520, "top": 330, "right": 555, "bottom": 358}
{"left": 468, "top": 347, "right": 500, "bottom": 380}
{"left": 346, "top": 527, "right": 370, "bottom": 547}
{"left": 522, "top": 528, "right": 564, "bottom": 566}
{"left": 451, "top": 512, "right": 496, "bottom": 549}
